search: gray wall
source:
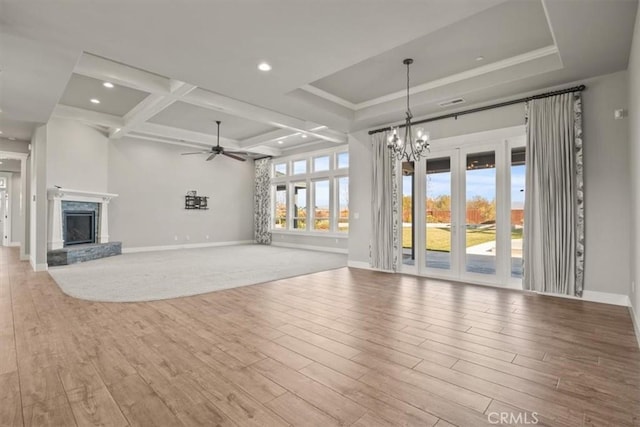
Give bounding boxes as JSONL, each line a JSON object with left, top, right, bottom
{"left": 349, "top": 71, "right": 632, "bottom": 297}
{"left": 108, "top": 137, "right": 255, "bottom": 249}
{"left": 629, "top": 6, "right": 640, "bottom": 329}
{"left": 46, "top": 118, "right": 109, "bottom": 192}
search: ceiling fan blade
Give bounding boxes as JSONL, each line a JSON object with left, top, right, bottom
{"left": 222, "top": 152, "right": 246, "bottom": 162}
{"left": 206, "top": 153, "right": 219, "bottom": 161}
{"left": 181, "top": 151, "right": 209, "bottom": 155}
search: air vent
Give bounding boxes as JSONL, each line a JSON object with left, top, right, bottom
{"left": 438, "top": 97, "right": 465, "bottom": 107}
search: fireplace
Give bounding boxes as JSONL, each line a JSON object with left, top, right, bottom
{"left": 64, "top": 211, "right": 96, "bottom": 246}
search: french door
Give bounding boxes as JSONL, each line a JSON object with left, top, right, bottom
{"left": 400, "top": 132, "right": 525, "bottom": 289}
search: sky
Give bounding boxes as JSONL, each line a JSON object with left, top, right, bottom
{"left": 403, "top": 164, "right": 526, "bottom": 208}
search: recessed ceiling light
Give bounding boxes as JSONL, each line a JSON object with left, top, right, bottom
{"left": 475, "top": 56, "right": 485, "bottom": 61}
{"left": 103, "top": 82, "right": 114, "bottom": 88}
{"left": 0, "top": 131, "right": 3, "bottom": 134}
{"left": 277, "top": 140, "right": 284, "bottom": 144}
{"left": 8, "top": 137, "right": 15, "bottom": 141}
{"left": 258, "top": 62, "right": 272, "bottom": 72}
{"left": 301, "top": 134, "right": 308, "bottom": 139}
{"left": 90, "top": 98, "right": 101, "bottom": 104}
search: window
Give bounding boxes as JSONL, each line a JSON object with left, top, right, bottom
{"left": 274, "top": 184, "right": 287, "bottom": 229}
{"left": 270, "top": 146, "right": 349, "bottom": 234}
{"left": 293, "top": 160, "right": 307, "bottom": 175}
{"left": 337, "top": 152, "right": 349, "bottom": 169}
{"left": 293, "top": 182, "right": 307, "bottom": 230}
{"left": 274, "top": 163, "right": 287, "bottom": 177}
{"left": 313, "top": 180, "right": 330, "bottom": 231}
{"left": 313, "top": 156, "right": 330, "bottom": 172}
{"left": 337, "top": 177, "right": 349, "bottom": 232}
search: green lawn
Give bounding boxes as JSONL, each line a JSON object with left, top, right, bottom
{"left": 403, "top": 226, "right": 523, "bottom": 251}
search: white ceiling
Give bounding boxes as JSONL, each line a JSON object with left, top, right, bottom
{"left": 59, "top": 74, "right": 149, "bottom": 116}
{"left": 0, "top": 0, "right": 637, "bottom": 151}
{"left": 311, "top": 0, "right": 554, "bottom": 104}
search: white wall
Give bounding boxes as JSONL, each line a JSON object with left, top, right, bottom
{"left": 349, "top": 71, "right": 632, "bottom": 298}
{"left": 10, "top": 173, "right": 21, "bottom": 244}
{"left": 30, "top": 125, "right": 47, "bottom": 270}
{"left": 108, "top": 137, "right": 255, "bottom": 250}
{"left": 46, "top": 118, "right": 108, "bottom": 192}
{"left": 628, "top": 6, "right": 640, "bottom": 336}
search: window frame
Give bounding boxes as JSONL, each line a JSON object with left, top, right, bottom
{"left": 271, "top": 146, "right": 349, "bottom": 236}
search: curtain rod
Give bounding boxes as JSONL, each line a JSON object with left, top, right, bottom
{"left": 367, "top": 84, "right": 586, "bottom": 136}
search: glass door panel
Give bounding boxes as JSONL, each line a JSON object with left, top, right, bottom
{"left": 425, "top": 156, "right": 452, "bottom": 271}
{"left": 465, "top": 151, "right": 497, "bottom": 275}
{"left": 511, "top": 147, "right": 526, "bottom": 278}
{"left": 402, "top": 161, "right": 415, "bottom": 266}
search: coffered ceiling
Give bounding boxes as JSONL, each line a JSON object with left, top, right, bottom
{"left": 0, "top": 0, "right": 637, "bottom": 153}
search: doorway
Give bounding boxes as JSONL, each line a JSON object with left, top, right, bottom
{"left": 401, "top": 127, "right": 525, "bottom": 289}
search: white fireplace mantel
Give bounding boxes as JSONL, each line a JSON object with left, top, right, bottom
{"left": 47, "top": 188, "right": 119, "bottom": 250}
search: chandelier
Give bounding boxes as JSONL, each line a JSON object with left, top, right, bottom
{"left": 387, "top": 58, "right": 430, "bottom": 162}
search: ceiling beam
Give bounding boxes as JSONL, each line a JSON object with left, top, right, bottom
{"left": 182, "top": 90, "right": 346, "bottom": 144}
{"left": 52, "top": 105, "right": 124, "bottom": 128}
{"left": 75, "top": 53, "right": 171, "bottom": 94}
{"left": 135, "top": 122, "right": 235, "bottom": 147}
{"left": 73, "top": 52, "right": 342, "bottom": 151}
{"left": 237, "top": 124, "right": 347, "bottom": 149}
{"left": 238, "top": 128, "right": 299, "bottom": 148}
{"left": 109, "top": 81, "right": 196, "bottom": 139}
{"left": 132, "top": 123, "right": 282, "bottom": 156}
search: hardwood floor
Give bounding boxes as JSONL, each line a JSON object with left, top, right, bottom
{"left": 1, "top": 246, "right": 639, "bottom": 426}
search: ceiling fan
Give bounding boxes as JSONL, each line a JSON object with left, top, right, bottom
{"left": 181, "top": 120, "right": 249, "bottom": 162}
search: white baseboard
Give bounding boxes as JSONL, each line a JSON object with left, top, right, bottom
{"left": 630, "top": 304, "right": 640, "bottom": 349}
{"left": 535, "top": 290, "right": 631, "bottom": 307}
{"left": 271, "top": 241, "right": 348, "bottom": 254}
{"left": 347, "top": 260, "right": 395, "bottom": 273}
{"left": 122, "top": 240, "right": 254, "bottom": 254}
{"left": 581, "top": 290, "right": 631, "bottom": 307}
{"left": 29, "top": 258, "right": 48, "bottom": 272}
{"left": 347, "top": 261, "right": 631, "bottom": 308}
{"left": 8, "top": 242, "right": 20, "bottom": 247}
{"left": 20, "top": 253, "right": 29, "bottom": 261}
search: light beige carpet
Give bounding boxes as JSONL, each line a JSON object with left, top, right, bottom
{"left": 49, "top": 244, "right": 347, "bottom": 302}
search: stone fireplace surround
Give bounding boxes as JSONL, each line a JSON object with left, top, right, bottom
{"left": 47, "top": 188, "right": 121, "bottom": 265}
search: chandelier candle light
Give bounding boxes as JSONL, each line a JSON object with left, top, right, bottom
{"left": 387, "top": 58, "right": 430, "bottom": 161}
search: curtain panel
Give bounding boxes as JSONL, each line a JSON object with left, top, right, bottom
{"left": 254, "top": 158, "right": 272, "bottom": 245}
{"left": 524, "top": 93, "right": 584, "bottom": 296}
{"left": 370, "top": 132, "right": 400, "bottom": 271}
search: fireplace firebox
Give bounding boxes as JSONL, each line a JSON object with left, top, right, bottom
{"left": 64, "top": 211, "right": 96, "bottom": 246}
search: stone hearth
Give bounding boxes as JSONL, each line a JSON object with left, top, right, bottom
{"left": 48, "top": 242, "right": 122, "bottom": 266}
